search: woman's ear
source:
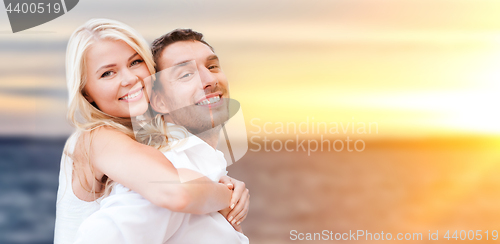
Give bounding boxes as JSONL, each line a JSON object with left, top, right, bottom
{"left": 150, "top": 91, "right": 170, "bottom": 114}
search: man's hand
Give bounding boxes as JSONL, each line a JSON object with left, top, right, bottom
{"left": 219, "top": 175, "right": 249, "bottom": 233}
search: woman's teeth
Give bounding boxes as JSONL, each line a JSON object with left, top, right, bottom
{"left": 120, "top": 88, "right": 142, "bottom": 100}
{"left": 196, "top": 96, "right": 220, "bottom": 105}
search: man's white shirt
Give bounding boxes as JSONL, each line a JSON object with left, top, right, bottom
{"left": 73, "top": 123, "right": 249, "bottom": 244}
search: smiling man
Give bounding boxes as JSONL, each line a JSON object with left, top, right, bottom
{"left": 150, "top": 30, "right": 231, "bottom": 146}
{"left": 142, "top": 29, "right": 248, "bottom": 243}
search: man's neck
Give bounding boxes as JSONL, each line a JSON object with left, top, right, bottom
{"left": 163, "top": 115, "right": 221, "bottom": 149}
{"left": 195, "top": 126, "right": 221, "bottom": 149}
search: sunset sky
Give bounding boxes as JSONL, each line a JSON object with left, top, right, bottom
{"left": 0, "top": 0, "right": 499, "bottom": 137}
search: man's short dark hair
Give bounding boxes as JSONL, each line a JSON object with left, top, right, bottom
{"left": 151, "top": 29, "right": 214, "bottom": 71}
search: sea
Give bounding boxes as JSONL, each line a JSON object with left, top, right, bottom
{"left": 0, "top": 137, "right": 66, "bottom": 244}
{"left": 1, "top": 135, "right": 500, "bottom": 244}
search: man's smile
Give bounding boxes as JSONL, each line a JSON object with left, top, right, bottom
{"left": 195, "top": 92, "right": 223, "bottom": 106}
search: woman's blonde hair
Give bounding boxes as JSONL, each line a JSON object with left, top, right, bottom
{"left": 135, "top": 114, "right": 189, "bottom": 152}
{"left": 64, "top": 18, "right": 155, "bottom": 199}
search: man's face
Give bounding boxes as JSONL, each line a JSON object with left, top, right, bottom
{"left": 153, "top": 40, "right": 230, "bottom": 134}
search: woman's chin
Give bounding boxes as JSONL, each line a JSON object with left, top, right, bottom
{"left": 122, "top": 96, "right": 149, "bottom": 117}
{"left": 128, "top": 103, "right": 150, "bottom": 118}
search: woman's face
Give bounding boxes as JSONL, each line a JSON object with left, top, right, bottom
{"left": 84, "top": 39, "right": 152, "bottom": 118}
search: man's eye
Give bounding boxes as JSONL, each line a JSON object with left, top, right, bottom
{"left": 131, "top": 59, "right": 144, "bottom": 66}
{"left": 208, "top": 65, "right": 219, "bottom": 70}
{"left": 101, "top": 71, "right": 114, "bottom": 78}
{"left": 179, "top": 73, "right": 193, "bottom": 79}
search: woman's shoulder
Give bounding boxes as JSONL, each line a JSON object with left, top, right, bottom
{"left": 83, "top": 125, "right": 170, "bottom": 171}
{"left": 85, "top": 125, "right": 151, "bottom": 153}
{"left": 62, "top": 131, "right": 83, "bottom": 154}
{"left": 64, "top": 126, "right": 136, "bottom": 158}
{"left": 89, "top": 126, "right": 135, "bottom": 142}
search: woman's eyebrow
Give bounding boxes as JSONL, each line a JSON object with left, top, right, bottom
{"left": 96, "top": 64, "right": 116, "bottom": 74}
{"left": 128, "top": 52, "right": 139, "bottom": 61}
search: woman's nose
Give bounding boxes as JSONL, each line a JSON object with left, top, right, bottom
{"left": 121, "top": 68, "right": 139, "bottom": 86}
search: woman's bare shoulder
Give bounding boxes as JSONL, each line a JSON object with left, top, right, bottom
{"left": 89, "top": 126, "right": 135, "bottom": 145}
{"left": 70, "top": 127, "right": 134, "bottom": 162}
{"left": 87, "top": 126, "right": 162, "bottom": 157}
{"left": 83, "top": 126, "right": 172, "bottom": 177}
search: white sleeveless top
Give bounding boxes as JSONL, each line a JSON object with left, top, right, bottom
{"left": 54, "top": 132, "right": 102, "bottom": 244}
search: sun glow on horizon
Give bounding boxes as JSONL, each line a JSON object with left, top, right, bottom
{"left": 2, "top": 0, "right": 500, "bottom": 137}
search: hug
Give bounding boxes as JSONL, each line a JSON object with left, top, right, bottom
{"left": 54, "top": 18, "right": 250, "bottom": 243}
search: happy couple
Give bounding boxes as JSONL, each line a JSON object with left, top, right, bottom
{"left": 54, "top": 18, "right": 249, "bottom": 243}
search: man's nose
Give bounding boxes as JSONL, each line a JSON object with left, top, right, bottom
{"left": 199, "top": 66, "right": 218, "bottom": 90}
{"left": 121, "top": 68, "right": 139, "bottom": 86}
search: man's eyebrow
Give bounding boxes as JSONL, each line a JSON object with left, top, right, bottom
{"left": 162, "top": 60, "right": 192, "bottom": 73}
{"left": 96, "top": 53, "right": 139, "bottom": 74}
{"left": 169, "top": 55, "right": 218, "bottom": 68}
{"left": 207, "top": 55, "right": 219, "bottom": 61}
{"left": 172, "top": 60, "right": 192, "bottom": 67}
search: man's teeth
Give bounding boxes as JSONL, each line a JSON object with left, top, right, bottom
{"left": 120, "top": 88, "right": 142, "bottom": 100}
{"left": 196, "top": 96, "right": 220, "bottom": 105}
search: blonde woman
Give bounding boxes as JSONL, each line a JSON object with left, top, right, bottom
{"left": 54, "top": 19, "right": 248, "bottom": 243}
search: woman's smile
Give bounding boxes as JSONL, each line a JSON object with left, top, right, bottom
{"left": 119, "top": 87, "right": 144, "bottom": 102}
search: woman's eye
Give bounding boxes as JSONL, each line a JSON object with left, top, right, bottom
{"left": 131, "top": 59, "right": 144, "bottom": 66}
{"left": 101, "top": 71, "right": 114, "bottom": 78}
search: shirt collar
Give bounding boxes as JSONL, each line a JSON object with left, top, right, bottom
{"left": 165, "top": 122, "right": 217, "bottom": 153}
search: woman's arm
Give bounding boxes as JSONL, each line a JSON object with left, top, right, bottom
{"left": 89, "top": 126, "right": 231, "bottom": 214}
{"left": 219, "top": 176, "right": 250, "bottom": 233}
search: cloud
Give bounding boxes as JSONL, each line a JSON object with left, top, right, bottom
{"left": 0, "top": 40, "right": 66, "bottom": 52}
{"left": 0, "top": 87, "right": 66, "bottom": 99}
